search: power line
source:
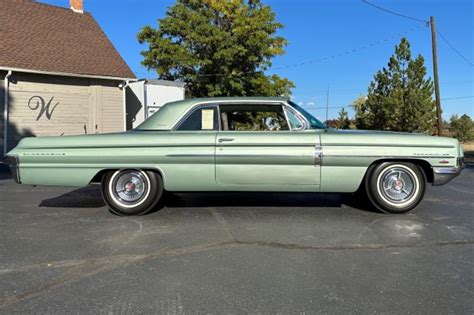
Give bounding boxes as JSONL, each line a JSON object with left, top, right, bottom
{"left": 134, "top": 70, "right": 154, "bottom": 75}
{"left": 436, "top": 30, "right": 474, "bottom": 67}
{"left": 441, "top": 95, "right": 474, "bottom": 101}
{"left": 193, "top": 24, "right": 425, "bottom": 78}
{"left": 306, "top": 105, "right": 348, "bottom": 110}
{"left": 302, "top": 81, "right": 473, "bottom": 99}
{"left": 361, "top": 0, "right": 473, "bottom": 68}
{"left": 441, "top": 80, "right": 474, "bottom": 85}
{"left": 136, "top": 1, "right": 473, "bottom": 83}
{"left": 135, "top": 4, "right": 427, "bottom": 79}
{"left": 303, "top": 96, "right": 474, "bottom": 110}
{"left": 361, "top": 0, "right": 429, "bottom": 24}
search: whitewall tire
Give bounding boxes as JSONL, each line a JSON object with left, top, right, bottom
{"left": 365, "top": 162, "right": 426, "bottom": 214}
{"left": 101, "top": 169, "right": 163, "bottom": 216}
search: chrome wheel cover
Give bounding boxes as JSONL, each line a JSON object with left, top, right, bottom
{"left": 109, "top": 170, "right": 151, "bottom": 208}
{"left": 376, "top": 165, "right": 420, "bottom": 207}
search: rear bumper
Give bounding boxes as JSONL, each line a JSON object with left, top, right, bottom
{"left": 3, "top": 156, "right": 21, "bottom": 184}
{"left": 432, "top": 158, "right": 464, "bottom": 186}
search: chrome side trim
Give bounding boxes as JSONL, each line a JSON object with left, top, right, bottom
{"left": 166, "top": 154, "right": 214, "bottom": 158}
{"left": 322, "top": 143, "right": 456, "bottom": 148}
{"left": 216, "top": 143, "right": 316, "bottom": 147}
{"left": 167, "top": 154, "right": 313, "bottom": 159}
{"left": 314, "top": 146, "right": 322, "bottom": 166}
{"left": 323, "top": 155, "right": 456, "bottom": 159}
{"left": 19, "top": 144, "right": 215, "bottom": 150}
{"left": 217, "top": 154, "right": 313, "bottom": 159}
{"left": 18, "top": 143, "right": 317, "bottom": 150}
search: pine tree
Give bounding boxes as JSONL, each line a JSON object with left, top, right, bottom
{"left": 138, "top": 0, "right": 294, "bottom": 97}
{"left": 450, "top": 114, "right": 473, "bottom": 143}
{"left": 356, "top": 38, "right": 436, "bottom": 133}
{"left": 336, "top": 107, "right": 350, "bottom": 129}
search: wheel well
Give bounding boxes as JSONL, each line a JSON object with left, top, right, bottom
{"left": 365, "top": 159, "right": 433, "bottom": 184}
{"left": 89, "top": 168, "right": 164, "bottom": 184}
{"left": 90, "top": 169, "right": 109, "bottom": 183}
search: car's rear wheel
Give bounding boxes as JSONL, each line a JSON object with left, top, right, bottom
{"left": 366, "top": 162, "right": 426, "bottom": 214}
{"left": 101, "top": 169, "right": 163, "bottom": 216}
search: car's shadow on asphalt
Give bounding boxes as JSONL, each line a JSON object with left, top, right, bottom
{"left": 0, "top": 168, "right": 12, "bottom": 180}
{"left": 39, "top": 184, "right": 375, "bottom": 213}
{"left": 39, "top": 185, "right": 105, "bottom": 208}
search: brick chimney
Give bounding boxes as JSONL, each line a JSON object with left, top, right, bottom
{"left": 70, "top": 0, "right": 83, "bottom": 13}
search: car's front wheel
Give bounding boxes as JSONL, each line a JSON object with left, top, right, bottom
{"left": 366, "top": 162, "right": 426, "bottom": 214}
{"left": 101, "top": 169, "right": 163, "bottom": 216}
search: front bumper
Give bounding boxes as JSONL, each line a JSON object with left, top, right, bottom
{"left": 432, "top": 157, "right": 464, "bottom": 186}
{"left": 2, "top": 156, "right": 21, "bottom": 184}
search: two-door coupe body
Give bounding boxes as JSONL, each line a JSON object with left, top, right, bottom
{"left": 5, "top": 97, "right": 464, "bottom": 215}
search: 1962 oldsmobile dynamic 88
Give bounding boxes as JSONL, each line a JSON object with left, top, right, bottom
{"left": 5, "top": 97, "right": 464, "bottom": 215}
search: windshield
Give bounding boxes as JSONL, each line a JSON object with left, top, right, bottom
{"left": 289, "top": 101, "right": 326, "bottom": 129}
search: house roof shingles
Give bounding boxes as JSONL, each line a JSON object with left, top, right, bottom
{"left": 0, "top": 0, "right": 136, "bottom": 79}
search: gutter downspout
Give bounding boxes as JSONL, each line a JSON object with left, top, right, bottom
{"left": 143, "top": 80, "right": 148, "bottom": 120}
{"left": 3, "top": 70, "right": 12, "bottom": 157}
{"left": 121, "top": 80, "right": 130, "bottom": 131}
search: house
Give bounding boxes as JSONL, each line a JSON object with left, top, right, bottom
{"left": 0, "top": 0, "right": 136, "bottom": 157}
{"left": 126, "top": 79, "right": 185, "bottom": 129}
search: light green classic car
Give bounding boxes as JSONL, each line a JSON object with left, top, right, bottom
{"left": 5, "top": 97, "right": 464, "bottom": 215}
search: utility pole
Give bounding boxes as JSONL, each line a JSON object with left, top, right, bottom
{"left": 430, "top": 16, "right": 443, "bottom": 136}
{"left": 325, "top": 85, "right": 330, "bottom": 124}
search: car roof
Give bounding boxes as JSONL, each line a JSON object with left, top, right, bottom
{"left": 136, "top": 97, "right": 290, "bottom": 130}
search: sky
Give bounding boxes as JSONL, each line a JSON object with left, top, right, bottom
{"left": 40, "top": 0, "right": 473, "bottom": 120}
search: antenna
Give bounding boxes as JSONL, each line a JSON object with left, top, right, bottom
{"left": 325, "top": 85, "right": 330, "bottom": 123}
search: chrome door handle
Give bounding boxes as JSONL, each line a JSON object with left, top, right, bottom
{"left": 218, "top": 138, "right": 234, "bottom": 143}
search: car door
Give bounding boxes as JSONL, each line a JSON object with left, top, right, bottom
{"left": 215, "top": 102, "right": 321, "bottom": 190}
{"left": 167, "top": 104, "right": 219, "bottom": 191}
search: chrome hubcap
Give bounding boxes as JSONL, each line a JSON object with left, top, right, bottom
{"left": 380, "top": 168, "right": 416, "bottom": 203}
{"left": 112, "top": 171, "right": 147, "bottom": 204}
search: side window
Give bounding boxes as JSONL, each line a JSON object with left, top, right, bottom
{"left": 219, "top": 104, "right": 289, "bottom": 131}
{"left": 285, "top": 109, "right": 305, "bottom": 130}
{"left": 176, "top": 106, "right": 219, "bottom": 131}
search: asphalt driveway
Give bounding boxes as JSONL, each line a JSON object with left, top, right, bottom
{"left": 0, "top": 168, "right": 473, "bottom": 313}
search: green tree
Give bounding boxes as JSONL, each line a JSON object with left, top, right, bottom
{"left": 356, "top": 38, "right": 436, "bottom": 132}
{"left": 324, "top": 119, "right": 338, "bottom": 129}
{"left": 138, "top": 0, "right": 294, "bottom": 97}
{"left": 450, "top": 114, "right": 473, "bottom": 143}
{"left": 351, "top": 95, "right": 369, "bottom": 129}
{"left": 336, "top": 107, "right": 350, "bottom": 129}
{"left": 442, "top": 119, "right": 450, "bottom": 131}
